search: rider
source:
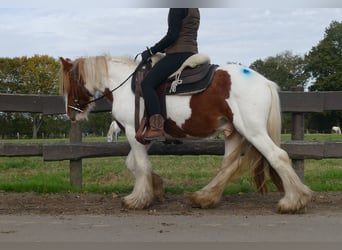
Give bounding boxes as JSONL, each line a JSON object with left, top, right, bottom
{"left": 140, "top": 8, "right": 200, "bottom": 141}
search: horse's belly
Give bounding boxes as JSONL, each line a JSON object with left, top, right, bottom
{"left": 165, "top": 95, "right": 192, "bottom": 125}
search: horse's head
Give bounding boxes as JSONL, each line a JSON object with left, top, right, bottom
{"left": 59, "top": 57, "right": 94, "bottom": 121}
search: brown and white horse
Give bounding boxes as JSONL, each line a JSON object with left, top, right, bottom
{"left": 59, "top": 55, "right": 312, "bottom": 213}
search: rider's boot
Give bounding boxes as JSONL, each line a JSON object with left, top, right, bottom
{"left": 144, "top": 114, "right": 165, "bottom": 141}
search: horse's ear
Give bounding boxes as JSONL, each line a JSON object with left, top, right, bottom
{"left": 60, "top": 57, "right": 73, "bottom": 71}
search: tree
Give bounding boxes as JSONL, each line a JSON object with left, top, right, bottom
{"left": 0, "top": 55, "right": 59, "bottom": 94}
{"left": 0, "top": 57, "right": 21, "bottom": 93}
{"left": 305, "top": 21, "right": 342, "bottom": 91}
{"left": 40, "top": 115, "right": 70, "bottom": 138}
{"left": 0, "top": 55, "right": 60, "bottom": 139}
{"left": 250, "top": 51, "right": 310, "bottom": 90}
{"left": 305, "top": 21, "right": 342, "bottom": 131}
{"left": 81, "top": 112, "right": 113, "bottom": 137}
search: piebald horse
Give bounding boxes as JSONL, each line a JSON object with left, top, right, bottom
{"left": 59, "top": 55, "right": 312, "bottom": 213}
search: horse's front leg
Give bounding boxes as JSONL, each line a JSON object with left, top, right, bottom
{"left": 121, "top": 145, "right": 153, "bottom": 209}
{"left": 121, "top": 133, "right": 164, "bottom": 209}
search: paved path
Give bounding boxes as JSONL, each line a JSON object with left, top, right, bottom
{"left": 1, "top": 214, "right": 342, "bottom": 242}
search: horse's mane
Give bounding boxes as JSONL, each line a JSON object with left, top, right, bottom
{"left": 110, "top": 55, "right": 138, "bottom": 67}
{"left": 59, "top": 58, "right": 73, "bottom": 95}
{"left": 59, "top": 55, "right": 137, "bottom": 95}
{"left": 77, "top": 55, "right": 108, "bottom": 91}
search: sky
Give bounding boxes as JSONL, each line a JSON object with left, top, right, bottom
{"left": 0, "top": 2, "right": 341, "bottom": 66}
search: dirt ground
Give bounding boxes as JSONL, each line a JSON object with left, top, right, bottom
{"left": 0, "top": 191, "right": 341, "bottom": 216}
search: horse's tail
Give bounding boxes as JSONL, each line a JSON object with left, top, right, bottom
{"left": 263, "top": 80, "right": 284, "bottom": 192}
{"left": 267, "top": 80, "right": 281, "bottom": 146}
{"left": 240, "top": 80, "right": 284, "bottom": 193}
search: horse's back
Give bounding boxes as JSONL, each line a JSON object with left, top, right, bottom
{"left": 220, "top": 64, "right": 278, "bottom": 110}
{"left": 219, "top": 64, "right": 278, "bottom": 93}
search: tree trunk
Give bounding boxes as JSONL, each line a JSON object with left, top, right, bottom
{"left": 32, "top": 114, "right": 43, "bottom": 139}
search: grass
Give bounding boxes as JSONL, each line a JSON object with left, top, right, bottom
{"left": 0, "top": 134, "right": 341, "bottom": 194}
{"left": 305, "top": 159, "right": 342, "bottom": 191}
{"left": 0, "top": 155, "right": 257, "bottom": 194}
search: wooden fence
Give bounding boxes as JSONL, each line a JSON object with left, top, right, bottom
{"left": 1, "top": 89, "right": 342, "bottom": 187}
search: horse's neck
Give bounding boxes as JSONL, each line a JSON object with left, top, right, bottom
{"left": 107, "top": 60, "right": 136, "bottom": 101}
{"left": 107, "top": 60, "right": 136, "bottom": 90}
{"left": 108, "top": 60, "right": 137, "bottom": 125}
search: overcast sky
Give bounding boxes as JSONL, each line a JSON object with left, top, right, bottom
{"left": 0, "top": 4, "right": 341, "bottom": 66}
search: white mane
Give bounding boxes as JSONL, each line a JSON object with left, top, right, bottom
{"left": 110, "top": 56, "right": 138, "bottom": 67}
{"left": 81, "top": 55, "right": 138, "bottom": 93}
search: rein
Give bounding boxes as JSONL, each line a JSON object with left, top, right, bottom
{"left": 69, "top": 58, "right": 144, "bottom": 113}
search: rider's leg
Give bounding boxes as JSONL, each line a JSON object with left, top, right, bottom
{"left": 141, "top": 52, "right": 193, "bottom": 141}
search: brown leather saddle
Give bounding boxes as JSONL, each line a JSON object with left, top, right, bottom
{"left": 132, "top": 58, "right": 218, "bottom": 143}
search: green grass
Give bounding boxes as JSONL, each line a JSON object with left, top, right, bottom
{"left": 305, "top": 159, "right": 342, "bottom": 191}
{"left": 0, "top": 134, "right": 341, "bottom": 194}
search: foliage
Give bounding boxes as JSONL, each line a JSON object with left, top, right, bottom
{"left": 0, "top": 113, "right": 31, "bottom": 139}
{"left": 249, "top": 50, "right": 310, "bottom": 90}
{"left": 0, "top": 55, "right": 61, "bottom": 139}
{"left": 40, "top": 115, "right": 70, "bottom": 138}
{"left": 305, "top": 21, "right": 342, "bottom": 91}
{"left": 306, "top": 111, "right": 341, "bottom": 133}
{"left": 304, "top": 21, "right": 342, "bottom": 131}
{"left": 0, "top": 55, "right": 60, "bottom": 94}
{"left": 81, "top": 112, "right": 113, "bottom": 136}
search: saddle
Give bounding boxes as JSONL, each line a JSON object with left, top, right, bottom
{"left": 132, "top": 54, "right": 218, "bottom": 143}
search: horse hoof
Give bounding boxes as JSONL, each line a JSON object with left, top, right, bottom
{"left": 184, "top": 192, "right": 202, "bottom": 208}
{"left": 276, "top": 190, "right": 312, "bottom": 214}
{"left": 121, "top": 194, "right": 152, "bottom": 210}
{"left": 185, "top": 191, "right": 219, "bottom": 209}
{"left": 276, "top": 201, "right": 306, "bottom": 214}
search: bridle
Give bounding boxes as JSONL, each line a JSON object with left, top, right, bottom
{"left": 67, "top": 57, "right": 145, "bottom": 113}
{"left": 68, "top": 69, "right": 94, "bottom": 113}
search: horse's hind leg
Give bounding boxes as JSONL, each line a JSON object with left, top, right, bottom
{"left": 247, "top": 134, "right": 312, "bottom": 213}
{"left": 186, "top": 132, "right": 244, "bottom": 208}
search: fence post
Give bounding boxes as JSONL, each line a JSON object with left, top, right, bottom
{"left": 69, "top": 121, "right": 82, "bottom": 187}
{"left": 291, "top": 86, "right": 305, "bottom": 181}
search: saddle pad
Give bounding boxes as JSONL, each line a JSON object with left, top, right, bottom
{"left": 168, "top": 54, "right": 210, "bottom": 79}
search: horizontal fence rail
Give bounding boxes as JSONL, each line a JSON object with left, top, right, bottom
{"left": 1, "top": 91, "right": 342, "bottom": 114}
{"left": 1, "top": 90, "right": 342, "bottom": 186}
{"left": 1, "top": 140, "right": 342, "bottom": 160}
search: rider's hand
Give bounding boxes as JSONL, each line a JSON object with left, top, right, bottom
{"left": 141, "top": 48, "right": 153, "bottom": 62}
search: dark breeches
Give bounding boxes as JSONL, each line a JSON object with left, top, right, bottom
{"left": 141, "top": 52, "right": 193, "bottom": 116}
